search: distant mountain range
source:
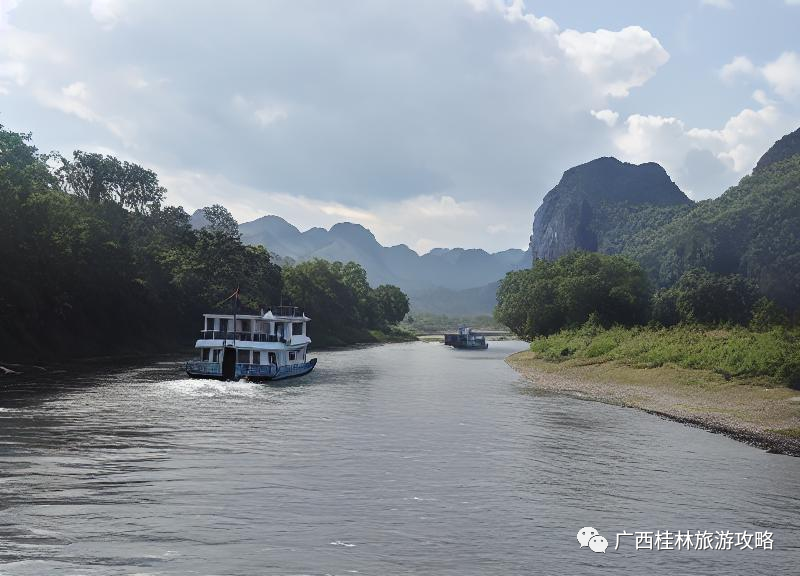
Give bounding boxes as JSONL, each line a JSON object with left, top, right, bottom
{"left": 190, "top": 211, "right": 531, "bottom": 315}
{"left": 193, "top": 125, "right": 800, "bottom": 316}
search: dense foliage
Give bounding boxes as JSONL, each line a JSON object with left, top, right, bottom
{"left": 494, "top": 252, "right": 651, "bottom": 338}
{"left": 0, "top": 125, "right": 409, "bottom": 359}
{"left": 650, "top": 268, "right": 761, "bottom": 326}
{"left": 624, "top": 156, "right": 800, "bottom": 309}
{"left": 282, "top": 259, "right": 410, "bottom": 346}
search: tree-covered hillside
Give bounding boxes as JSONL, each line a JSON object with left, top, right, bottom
{"left": 0, "top": 125, "right": 410, "bottom": 360}
{"left": 624, "top": 155, "right": 800, "bottom": 309}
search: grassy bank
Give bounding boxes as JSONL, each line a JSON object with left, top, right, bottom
{"left": 530, "top": 323, "right": 800, "bottom": 386}
{"left": 507, "top": 323, "right": 800, "bottom": 455}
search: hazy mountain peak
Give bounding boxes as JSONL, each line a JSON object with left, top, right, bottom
{"left": 243, "top": 214, "right": 301, "bottom": 235}
{"left": 189, "top": 209, "right": 210, "bottom": 229}
{"left": 328, "top": 222, "right": 379, "bottom": 245}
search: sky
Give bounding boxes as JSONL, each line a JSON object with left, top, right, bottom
{"left": 1, "top": 0, "right": 799, "bottom": 254}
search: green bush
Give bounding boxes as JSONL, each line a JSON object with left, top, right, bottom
{"left": 495, "top": 252, "right": 651, "bottom": 339}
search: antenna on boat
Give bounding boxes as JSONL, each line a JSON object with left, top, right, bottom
{"left": 233, "top": 285, "right": 240, "bottom": 347}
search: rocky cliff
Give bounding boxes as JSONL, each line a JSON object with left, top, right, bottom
{"left": 530, "top": 157, "right": 691, "bottom": 261}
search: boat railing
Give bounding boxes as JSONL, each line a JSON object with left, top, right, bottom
{"left": 199, "top": 330, "right": 285, "bottom": 343}
{"left": 270, "top": 306, "right": 304, "bottom": 318}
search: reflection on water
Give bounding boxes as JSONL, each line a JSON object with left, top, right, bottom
{"left": 0, "top": 341, "right": 798, "bottom": 575}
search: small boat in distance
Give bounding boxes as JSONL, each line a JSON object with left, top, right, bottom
{"left": 444, "top": 326, "right": 489, "bottom": 350}
{"left": 185, "top": 300, "right": 317, "bottom": 381}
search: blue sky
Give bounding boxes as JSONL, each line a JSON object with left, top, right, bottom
{"left": 1, "top": 0, "right": 798, "bottom": 253}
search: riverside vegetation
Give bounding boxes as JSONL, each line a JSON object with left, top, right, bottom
{"left": 0, "top": 124, "right": 412, "bottom": 362}
{"left": 498, "top": 129, "right": 800, "bottom": 453}
{"left": 499, "top": 254, "right": 800, "bottom": 453}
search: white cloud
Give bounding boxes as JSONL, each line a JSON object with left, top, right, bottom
{"left": 35, "top": 81, "right": 97, "bottom": 122}
{"left": 762, "top": 51, "right": 800, "bottom": 101}
{"left": 64, "top": 0, "right": 129, "bottom": 29}
{"left": 254, "top": 105, "right": 288, "bottom": 127}
{"left": 590, "top": 108, "right": 619, "bottom": 127}
{"left": 0, "top": 2, "right": 64, "bottom": 94}
{"left": 701, "top": 0, "right": 734, "bottom": 9}
{"left": 612, "top": 104, "right": 791, "bottom": 198}
{"left": 720, "top": 52, "right": 800, "bottom": 102}
{"left": 0, "top": 60, "right": 25, "bottom": 94}
{"left": 557, "top": 26, "right": 670, "bottom": 97}
{"left": 232, "top": 94, "right": 288, "bottom": 128}
{"left": 752, "top": 89, "right": 773, "bottom": 106}
{"left": 719, "top": 55, "right": 755, "bottom": 82}
{"left": 500, "top": 0, "right": 559, "bottom": 35}
{"left": 465, "top": 1, "right": 669, "bottom": 98}
{"left": 89, "top": 0, "right": 126, "bottom": 28}
{"left": 33, "top": 81, "right": 135, "bottom": 142}
{"left": 0, "top": 0, "right": 18, "bottom": 25}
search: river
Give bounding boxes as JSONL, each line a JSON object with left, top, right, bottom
{"left": 0, "top": 340, "right": 798, "bottom": 575}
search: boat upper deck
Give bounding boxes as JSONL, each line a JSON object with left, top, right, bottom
{"left": 198, "top": 306, "right": 311, "bottom": 350}
{"left": 203, "top": 306, "right": 307, "bottom": 321}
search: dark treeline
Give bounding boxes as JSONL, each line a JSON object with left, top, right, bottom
{"left": 495, "top": 251, "right": 795, "bottom": 340}
{"left": 0, "top": 125, "right": 409, "bottom": 360}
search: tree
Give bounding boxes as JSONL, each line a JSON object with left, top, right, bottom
{"left": 495, "top": 252, "right": 651, "bottom": 339}
{"left": 374, "top": 284, "right": 410, "bottom": 324}
{"left": 202, "top": 204, "right": 240, "bottom": 239}
{"left": 672, "top": 268, "right": 759, "bottom": 325}
{"left": 56, "top": 151, "right": 165, "bottom": 214}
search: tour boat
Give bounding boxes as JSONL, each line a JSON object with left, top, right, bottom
{"left": 444, "top": 326, "right": 489, "bottom": 349}
{"left": 185, "top": 305, "right": 317, "bottom": 381}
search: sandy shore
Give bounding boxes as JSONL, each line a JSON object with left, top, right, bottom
{"left": 507, "top": 351, "right": 800, "bottom": 457}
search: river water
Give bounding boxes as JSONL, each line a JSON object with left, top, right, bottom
{"left": 0, "top": 340, "right": 798, "bottom": 575}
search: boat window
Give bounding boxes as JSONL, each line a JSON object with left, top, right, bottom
{"left": 240, "top": 319, "right": 251, "bottom": 333}
{"left": 202, "top": 349, "right": 210, "bottom": 361}
{"left": 212, "top": 349, "right": 221, "bottom": 363}
{"left": 206, "top": 317, "right": 214, "bottom": 331}
{"left": 292, "top": 322, "right": 303, "bottom": 335}
{"left": 252, "top": 351, "right": 261, "bottom": 364}
{"left": 289, "top": 351, "right": 296, "bottom": 361}
{"left": 237, "top": 349, "right": 250, "bottom": 363}
{"left": 220, "top": 318, "right": 228, "bottom": 332}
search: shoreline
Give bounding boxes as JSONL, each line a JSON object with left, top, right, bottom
{"left": 0, "top": 335, "right": 417, "bottom": 379}
{"left": 506, "top": 351, "right": 800, "bottom": 457}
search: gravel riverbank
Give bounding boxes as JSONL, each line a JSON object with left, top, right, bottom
{"left": 507, "top": 351, "right": 800, "bottom": 456}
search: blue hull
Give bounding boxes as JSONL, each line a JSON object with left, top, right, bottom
{"left": 185, "top": 358, "right": 317, "bottom": 381}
